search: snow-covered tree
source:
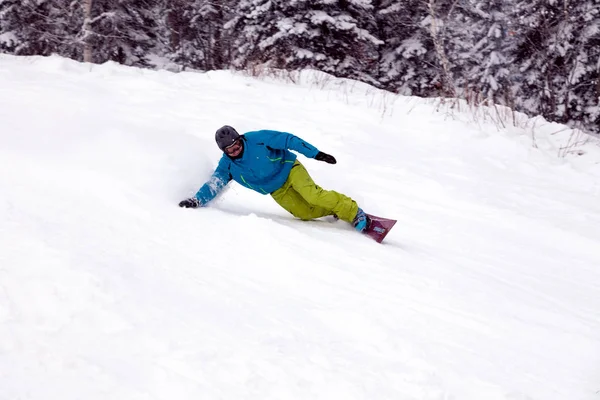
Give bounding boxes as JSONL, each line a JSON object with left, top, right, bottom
{"left": 444, "top": 0, "right": 516, "bottom": 104}
{"left": 160, "top": 0, "right": 234, "bottom": 70}
{"left": 513, "top": 0, "right": 599, "bottom": 133}
{"left": 474, "top": 0, "right": 514, "bottom": 103}
{"left": 0, "top": 0, "right": 18, "bottom": 52}
{"left": 228, "top": 0, "right": 382, "bottom": 83}
{"left": 376, "top": 0, "right": 478, "bottom": 97}
{"left": 421, "top": 0, "right": 458, "bottom": 96}
{"left": 0, "top": 0, "right": 82, "bottom": 59}
{"left": 81, "top": 0, "right": 159, "bottom": 66}
{"left": 375, "top": 0, "right": 440, "bottom": 96}
{"left": 564, "top": 1, "right": 600, "bottom": 133}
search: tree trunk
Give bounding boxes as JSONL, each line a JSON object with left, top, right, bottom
{"left": 425, "top": 0, "right": 455, "bottom": 97}
{"left": 83, "top": 0, "right": 93, "bottom": 63}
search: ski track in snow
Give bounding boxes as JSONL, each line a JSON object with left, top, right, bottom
{"left": 1, "top": 55, "right": 600, "bottom": 400}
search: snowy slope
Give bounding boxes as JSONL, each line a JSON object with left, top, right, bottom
{"left": 1, "top": 54, "right": 599, "bottom": 400}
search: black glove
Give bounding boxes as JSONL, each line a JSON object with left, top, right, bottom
{"left": 179, "top": 198, "right": 200, "bottom": 208}
{"left": 315, "top": 152, "right": 337, "bottom": 164}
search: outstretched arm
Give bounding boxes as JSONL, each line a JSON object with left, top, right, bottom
{"left": 261, "top": 130, "right": 320, "bottom": 158}
{"left": 179, "top": 157, "right": 232, "bottom": 208}
{"left": 261, "top": 130, "right": 336, "bottom": 164}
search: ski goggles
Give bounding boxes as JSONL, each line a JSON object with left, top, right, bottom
{"left": 224, "top": 139, "right": 243, "bottom": 156}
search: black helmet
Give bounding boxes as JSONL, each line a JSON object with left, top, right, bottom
{"left": 215, "top": 125, "right": 240, "bottom": 150}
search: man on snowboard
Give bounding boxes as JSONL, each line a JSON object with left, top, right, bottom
{"left": 178, "top": 125, "right": 370, "bottom": 232}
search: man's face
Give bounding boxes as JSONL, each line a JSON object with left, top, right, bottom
{"left": 224, "top": 139, "right": 243, "bottom": 157}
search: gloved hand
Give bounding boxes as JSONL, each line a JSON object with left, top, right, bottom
{"left": 315, "top": 152, "right": 337, "bottom": 164}
{"left": 178, "top": 198, "right": 200, "bottom": 208}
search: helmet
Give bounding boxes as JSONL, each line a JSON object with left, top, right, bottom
{"left": 215, "top": 125, "right": 240, "bottom": 150}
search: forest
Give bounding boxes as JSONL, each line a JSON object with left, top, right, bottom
{"left": 1, "top": 0, "right": 598, "bottom": 134}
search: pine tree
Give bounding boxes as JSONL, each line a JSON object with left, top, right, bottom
{"left": 0, "top": 0, "right": 82, "bottom": 59}
{"left": 375, "top": 0, "right": 440, "bottom": 96}
{"left": 377, "top": 0, "right": 480, "bottom": 97}
{"left": 82, "top": 0, "right": 159, "bottom": 66}
{"left": 475, "top": 0, "right": 513, "bottom": 103}
{"left": 551, "top": 1, "right": 599, "bottom": 133}
{"left": 0, "top": 0, "right": 18, "bottom": 52}
{"left": 228, "top": 0, "right": 382, "bottom": 83}
{"left": 161, "top": 0, "right": 234, "bottom": 70}
{"left": 444, "top": 0, "right": 515, "bottom": 104}
{"left": 513, "top": 0, "right": 599, "bottom": 133}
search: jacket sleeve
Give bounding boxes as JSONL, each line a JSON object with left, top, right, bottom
{"left": 194, "top": 156, "right": 232, "bottom": 206}
{"left": 260, "top": 130, "right": 320, "bottom": 159}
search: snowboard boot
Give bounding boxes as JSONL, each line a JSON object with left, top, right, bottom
{"left": 352, "top": 208, "right": 370, "bottom": 232}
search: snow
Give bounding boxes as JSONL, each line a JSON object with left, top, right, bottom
{"left": 1, "top": 54, "right": 600, "bottom": 400}
{"left": 399, "top": 38, "right": 427, "bottom": 58}
{"left": 309, "top": 10, "right": 337, "bottom": 25}
{"left": 0, "top": 31, "right": 16, "bottom": 45}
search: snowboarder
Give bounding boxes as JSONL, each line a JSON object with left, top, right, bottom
{"left": 178, "top": 125, "right": 370, "bottom": 232}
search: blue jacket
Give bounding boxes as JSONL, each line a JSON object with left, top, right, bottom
{"left": 194, "top": 130, "right": 320, "bottom": 205}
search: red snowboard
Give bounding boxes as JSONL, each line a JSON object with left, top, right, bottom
{"left": 364, "top": 214, "right": 397, "bottom": 243}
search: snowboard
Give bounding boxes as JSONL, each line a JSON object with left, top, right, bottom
{"left": 364, "top": 214, "right": 397, "bottom": 243}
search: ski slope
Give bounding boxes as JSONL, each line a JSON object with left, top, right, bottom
{"left": 1, "top": 54, "right": 599, "bottom": 400}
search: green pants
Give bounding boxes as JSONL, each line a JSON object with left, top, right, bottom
{"left": 271, "top": 161, "right": 359, "bottom": 223}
